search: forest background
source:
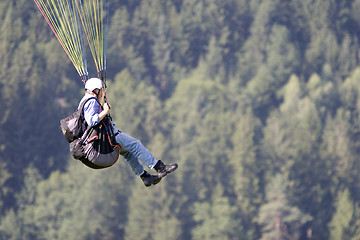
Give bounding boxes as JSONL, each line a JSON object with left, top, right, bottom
{"left": 0, "top": 0, "right": 360, "bottom": 239}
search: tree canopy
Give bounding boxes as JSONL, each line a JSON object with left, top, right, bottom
{"left": 1, "top": 0, "right": 360, "bottom": 239}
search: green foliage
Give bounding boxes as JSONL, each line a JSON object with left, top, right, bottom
{"left": 124, "top": 182, "right": 181, "bottom": 240}
{"left": 329, "top": 188, "right": 354, "bottom": 240}
{"left": 258, "top": 174, "right": 312, "bottom": 240}
{"left": 192, "top": 184, "right": 236, "bottom": 240}
{"left": 0, "top": 162, "right": 131, "bottom": 240}
{"left": 228, "top": 107, "right": 263, "bottom": 239}
{"left": 2, "top": 0, "right": 360, "bottom": 239}
{"left": 106, "top": 69, "right": 164, "bottom": 145}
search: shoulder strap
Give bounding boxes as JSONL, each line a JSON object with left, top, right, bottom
{"left": 79, "top": 97, "right": 98, "bottom": 116}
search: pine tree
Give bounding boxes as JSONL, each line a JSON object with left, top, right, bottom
{"left": 261, "top": 75, "right": 303, "bottom": 174}
{"left": 328, "top": 189, "right": 354, "bottom": 240}
{"left": 0, "top": 165, "right": 43, "bottom": 240}
{"left": 0, "top": 161, "right": 10, "bottom": 214}
{"left": 0, "top": 161, "right": 132, "bottom": 240}
{"left": 348, "top": 203, "right": 360, "bottom": 240}
{"left": 258, "top": 174, "right": 312, "bottom": 240}
{"left": 192, "top": 183, "right": 236, "bottom": 240}
{"left": 321, "top": 108, "right": 352, "bottom": 187}
{"left": 124, "top": 182, "right": 181, "bottom": 240}
{"left": 106, "top": 69, "right": 163, "bottom": 144}
{"left": 228, "top": 107, "right": 263, "bottom": 239}
{"left": 152, "top": 13, "right": 176, "bottom": 97}
{"left": 164, "top": 62, "right": 237, "bottom": 238}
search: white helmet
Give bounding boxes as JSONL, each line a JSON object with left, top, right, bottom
{"left": 85, "top": 78, "right": 103, "bottom": 92}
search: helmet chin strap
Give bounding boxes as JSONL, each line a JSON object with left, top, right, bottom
{"left": 93, "top": 88, "right": 107, "bottom": 108}
{"left": 93, "top": 89, "right": 100, "bottom": 98}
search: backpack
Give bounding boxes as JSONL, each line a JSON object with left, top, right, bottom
{"left": 60, "top": 98, "right": 121, "bottom": 169}
{"left": 60, "top": 97, "right": 96, "bottom": 143}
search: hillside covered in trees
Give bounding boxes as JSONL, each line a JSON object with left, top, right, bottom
{"left": 1, "top": 0, "right": 360, "bottom": 239}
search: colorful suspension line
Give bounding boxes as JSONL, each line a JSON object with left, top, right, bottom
{"left": 75, "top": 0, "right": 109, "bottom": 83}
{"left": 34, "top": 0, "right": 88, "bottom": 80}
{"left": 34, "top": 0, "right": 110, "bottom": 84}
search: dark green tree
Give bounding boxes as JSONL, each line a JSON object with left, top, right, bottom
{"left": 258, "top": 174, "right": 312, "bottom": 240}
{"left": 228, "top": 107, "right": 263, "bottom": 239}
{"left": 124, "top": 181, "right": 181, "bottom": 240}
{"left": 0, "top": 161, "right": 131, "bottom": 240}
{"left": 192, "top": 183, "right": 236, "bottom": 240}
{"left": 328, "top": 188, "right": 354, "bottom": 240}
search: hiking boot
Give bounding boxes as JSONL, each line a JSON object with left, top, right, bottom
{"left": 140, "top": 171, "right": 162, "bottom": 187}
{"left": 154, "top": 160, "right": 178, "bottom": 178}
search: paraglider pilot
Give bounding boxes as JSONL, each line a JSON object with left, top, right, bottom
{"left": 80, "top": 78, "right": 178, "bottom": 186}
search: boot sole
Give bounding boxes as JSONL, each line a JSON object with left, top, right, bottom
{"left": 145, "top": 177, "right": 162, "bottom": 187}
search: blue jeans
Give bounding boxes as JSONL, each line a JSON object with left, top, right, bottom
{"left": 113, "top": 127, "right": 157, "bottom": 176}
